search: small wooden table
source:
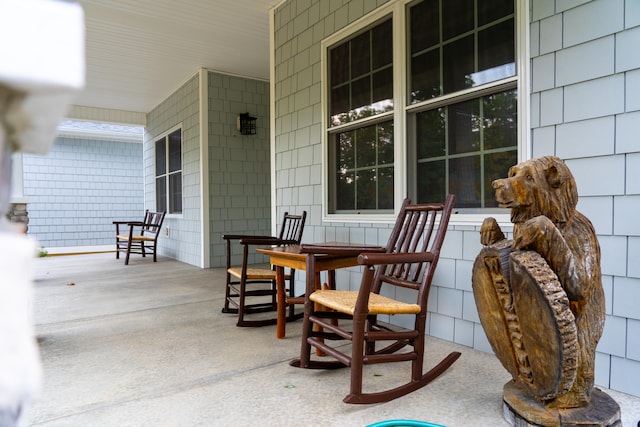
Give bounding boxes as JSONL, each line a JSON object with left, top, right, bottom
{"left": 256, "top": 243, "right": 385, "bottom": 339}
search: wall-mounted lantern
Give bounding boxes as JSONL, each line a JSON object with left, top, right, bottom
{"left": 237, "top": 113, "right": 257, "bottom": 135}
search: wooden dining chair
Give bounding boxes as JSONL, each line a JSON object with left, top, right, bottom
{"left": 113, "top": 210, "right": 166, "bottom": 265}
{"left": 222, "top": 211, "right": 306, "bottom": 327}
{"left": 290, "top": 195, "right": 460, "bottom": 404}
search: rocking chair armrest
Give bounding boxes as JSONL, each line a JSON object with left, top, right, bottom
{"left": 300, "top": 243, "right": 385, "bottom": 256}
{"left": 114, "top": 220, "right": 144, "bottom": 235}
{"left": 239, "top": 237, "right": 297, "bottom": 246}
{"left": 222, "top": 234, "right": 274, "bottom": 241}
{"left": 357, "top": 251, "right": 435, "bottom": 266}
{"left": 113, "top": 220, "right": 144, "bottom": 226}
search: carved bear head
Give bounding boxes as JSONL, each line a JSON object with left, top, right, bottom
{"left": 492, "top": 156, "right": 578, "bottom": 224}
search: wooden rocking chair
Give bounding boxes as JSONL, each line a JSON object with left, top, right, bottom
{"left": 290, "top": 195, "right": 460, "bottom": 404}
{"left": 222, "top": 211, "right": 306, "bottom": 327}
{"left": 113, "top": 210, "right": 166, "bottom": 265}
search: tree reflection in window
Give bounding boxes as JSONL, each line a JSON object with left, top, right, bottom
{"left": 329, "top": 18, "right": 393, "bottom": 126}
{"left": 333, "top": 120, "right": 394, "bottom": 212}
{"left": 409, "top": 0, "right": 515, "bottom": 104}
{"left": 416, "top": 90, "right": 517, "bottom": 208}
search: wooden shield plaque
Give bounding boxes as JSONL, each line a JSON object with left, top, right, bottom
{"left": 472, "top": 241, "right": 578, "bottom": 400}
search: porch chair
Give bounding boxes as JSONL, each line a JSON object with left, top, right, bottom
{"left": 222, "top": 211, "right": 307, "bottom": 327}
{"left": 290, "top": 195, "right": 460, "bottom": 404}
{"left": 113, "top": 210, "right": 166, "bottom": 265}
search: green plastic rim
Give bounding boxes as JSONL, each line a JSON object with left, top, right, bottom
{"left": 366, "top": 420, "right": 446, "bottom": 427}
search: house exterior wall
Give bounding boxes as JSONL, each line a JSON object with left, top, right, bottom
{"left": 529, "top": 0, "right": 640, "bottom": 397}
{"left": 146, "top": 74, "right": 202, "bottom": 266}
{"left": 22, "top": 137, "right": 143, "bottom": 249}
{"left": 143, "top": 70, "right": 271, "bottom": 268}
{"left": 207, "top": 71, "right": 272, "bottom": 268}
{"left": 272, "top": 0, "right": 640, "bottom": 397}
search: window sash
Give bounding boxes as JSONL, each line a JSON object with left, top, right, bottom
{"left": 154, "top": 126, "right": 182, "bottom": 214}
{"left": 329, "top": 17, "right": 394, "bottom": 127}
{"left": 405, "top": 0, "right": 518, "bottom": 211}
{"left": 409, "top": 88, "right": 518, "bottom": 208}
{"left": 328, "top": 119, "right": 395, "bottom": 213}
{"left": 408, "top": 0, "right": 516, "bottom": 104}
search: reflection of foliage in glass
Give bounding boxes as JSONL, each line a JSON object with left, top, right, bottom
{"left": 357, "top": 169, "right": 376, "bottom": 210}
{"left": 336, "top": 131, "right": 354, "bottom": 175}
{"left": 449, "top": 156, "right": 480, "bottom": 208}
{"left": 330, "top": 101, "right": 393, "bottom": 126}
{"left": 482, "top": 89, "right": 517, "bottom": 207}
{"left": 329, "top": 18, "right": 393, "bottom": 127}
{"left": 336, "top": 170, "right": 355, "bottom": 210}
{"left": 484, "top": 150, "right": 517, "bottom": 207}
{"left": 448, "top": 99, "right": 480, "bottom": 155}
{"left": 415, "top": 89, "right": 517, "bottom": 208}
{"left": 378, "top": 121, "right": 394, "bottom": 165}
{"left": 356, "top": 127, "right": 376, "bottom": 167}
{"left": 378, "top": 166, "right": 394, "bottom": 209}
{"left": 417, "top": 108, "right": 445, "bottom": 158}
{"left": 335, "top": 129, "right": 356, "bottom": 209}
{"left": 410, "top": 50, "right": 441, "bottom": 104}
{"left": 417, "top": 160, "right": 445, "bottom": 204}
{"left": 483, "top": 90, "right": 517, "bottom": 150}
{"left": 333, "top": 121, "right": 394, "bottom": 211}
{"left": 408, "top": 0, "right": 514, "bottom": 104}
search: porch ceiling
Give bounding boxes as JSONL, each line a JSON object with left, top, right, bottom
{"left": 73, "top": 0, "right": 279, "bottom": 114}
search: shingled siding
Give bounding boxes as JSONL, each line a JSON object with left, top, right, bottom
{"left": 272, "top": 0, "right": 640, "bottom": 397}
{"left": 144, "top": 70, "right": 271, "bottom": 268}
{"left": 206, "top": 71, "right": 271, "bottom": 269}
{"left": 529, "top": 0, "right": 640, "bottom": 397}
{"left": 22, "top": 137, "right": 143, "bottom": 250}
{"left": 146, "top": 74, "right": 202, "bottom": 267}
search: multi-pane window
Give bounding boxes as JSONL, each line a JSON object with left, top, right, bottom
{"left": 409, "top": 0, "right": 515, "bottom": 103}
{"left": 412, "top": 90, "right": 517, "bottom": 208}
{"left": 408, "top": 0, "right": 517, "bottom": 209}
{"left": 324, "top": 0, "right": 519, "bottom": 216}
{"left": 331, "top": 121, "right": 394, "bottom": 212}
{"left": 155, "top": 128, "right": 182, "bottom": 214}
{"left": 327, "top": 18, "right": 394, "bottom": 213}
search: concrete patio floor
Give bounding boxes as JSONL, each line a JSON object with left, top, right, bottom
{"left": 29, "top": 253, "right": 640, "bottom": 427}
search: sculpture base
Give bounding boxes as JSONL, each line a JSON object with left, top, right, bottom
{"left": 502, "top": 381, "right": 621, "bottom": 427}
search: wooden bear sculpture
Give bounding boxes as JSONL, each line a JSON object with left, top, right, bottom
{"left": 473, "top": 156, "right": 620, "bottom": 426}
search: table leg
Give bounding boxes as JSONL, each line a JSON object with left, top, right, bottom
{"left": 275, "top": 266, "right": 286, "bottom": 339}
{"left": 327, "top": 269, "right": 336, "bottom": 289}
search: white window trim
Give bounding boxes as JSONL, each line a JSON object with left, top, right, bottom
{"left": 320, "top": 0, "right": 529, "bottom": 226}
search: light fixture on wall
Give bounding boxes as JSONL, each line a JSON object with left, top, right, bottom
{"left": 237, "top": 113, "right": 257, "bottom": 135}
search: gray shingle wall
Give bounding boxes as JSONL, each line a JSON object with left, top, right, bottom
{"left": 274, "top": 0, "right": 640, "bottom": 397}
{"left": 23, "top": 137, "right": 143, "bottom": 248}
{"left": 142, "top": 70, "right": 270, "bottom": 268}
{"left": 207, "top": 71, "right": 271, "bottom": 268}
{"left": 146, "top": 74, "right": 201, "bottom": 266}
{"left": 530, "top": 0, "right": 640, "bottom": 396}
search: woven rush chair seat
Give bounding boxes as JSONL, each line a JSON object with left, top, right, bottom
{"left": 310, "top": 290, "right": 421, "bottom": 316}
{"left": 222, "top": 211, "right": 306, "bottom": 327}
{"left": 227, "top": 267, "right": 291, "bottom": 281}
{"left": 291, "top": 196, "right": 460, "bottom": 404}
{"left": 113, "top": 210, "right": 165, "bottom": 265}
{"left": 117, "top": 234, "right": 156, "bottom": 242}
